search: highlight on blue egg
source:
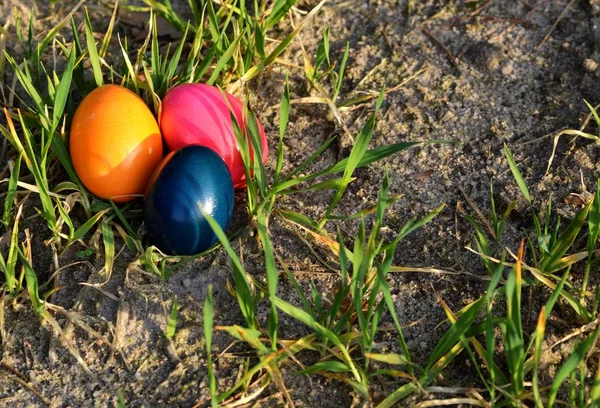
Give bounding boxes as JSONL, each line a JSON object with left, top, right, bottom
{"left": 143, "top": 145, "right": 234, "bottom": 255}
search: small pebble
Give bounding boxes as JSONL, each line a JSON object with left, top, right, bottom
{"left": 502, "top": 61, "right": 514, "bottom": 76}
{"left": 584, "top": 58, "right": 598, "bottom": 72}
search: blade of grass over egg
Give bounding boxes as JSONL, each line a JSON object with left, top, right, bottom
{"left": 229, "top": 109, "right": 258, "bottom": 212}
{"left": 320, "top": 88, "right": 385, "bottom": 227}
{"left": 84, "top": 7, "right": 104, "bottom": 87}
{"left": 503, "top": 143, "right": 531, "bottom": 205}
{"left": 109, "top": 201, "right": 138, "bottom": 240}
{"left": 201, "top": 206, "right": 256, "bottom": 329}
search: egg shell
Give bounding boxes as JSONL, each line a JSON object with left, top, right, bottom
{"left": 70, "top": 84, "right": 163, "bottom": 202}
{"left": 160, "top": 83, "right": 268, "bottom": 188}
{"left": 144, "top": 145, "right": 234, "bottom": 255}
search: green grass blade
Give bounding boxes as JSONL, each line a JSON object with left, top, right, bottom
{"left": 503, "top": 143, "right": 531, "bottom": 205}
{"left": 547, "top": 325, "right": 600, "bottom": 407}
{"left": 84, "top": 7, "right": 104, "bottom": 87}
{"left": 204, "top": 285, "right": 217, "bottom": 407}
{"left": 52, "top": 44, "right": 75, "bottom": 131}
{"left": 318, "top": 142, "right": 423, "bottom": 177}
{"left": 4, "top": 205, "right": 23, "bottom": 295}
{"left": 376, "top": 382, "right": 419, "bottom": 408}
{"left": 532, "top": 307, "right": 546, "bottom": 408}
{"left": 321, "top": 88, "right": 385, "bottom": 225}
{"left": 588, "top": 179, "right": 600, "bottom": 254}
{"left": 584, "top": 99, "right": 600, "bottom": 138}
{"left": 19, "top": 247, "right": 43, "bottom": 313}
{"left": 377, "top": 250, "right": 413, "bottom": 373}
{"left": 99, "top": 0, "right": 118, "bottom": 58}
{"left": 540, "top": 201, "right": 591, "bottom": 272}
{"left": 201, "top": 206, "right": 256, "bottom": 328}
{"left": 257, "top": 211, "right": 278, "bottom": 350}
{"left": 71, "top": 208, "right": 111, "bottom": 243}
{"left": 265, "top": 0, "right": 296, "bottom": 29}
{"left": 504, "top": 244, "right": 524, "bottom": 396}
{"left": 297, "top": 361, "right": 351, "bottom": 375}
{"left": 166, "top": 297, "right": 178, "bottom": 340}
{"left": 101, "top": 219, "right": 114, "bottom": 281}
{"left": 425, "top": 297, "right": 483, "bottom": 372}
{"left": 207, "top": 31, "right": 244, "bottom": 86}
{"left": 3, "top": 152, "right": 22, "bottom": 227}
{"left": 165, "top": 23, "right": 189, "bottom": 86}
{"left": 241, "top": 0, "right": 327, "bottom": 82}
{"left": 275, "top": 74, "right": 290, "bottom": 183}
{"left": 332, "top": 42, "right": 349, "bottom": 102}
{"left": 382, "top": 203, "right": 445, "bottom": 252}
{"left": 591, "top": 361, "right": 600, "bottom": 407}
{"left": 4, "top": 53, "right": 46, "bottom": 114}
{"left": 280, "top": 135, "right": 337, "bottom": 182}
{"left": 272, "top": 296, "right": 363, "bottom": 388}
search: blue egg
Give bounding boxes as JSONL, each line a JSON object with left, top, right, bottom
{"left": 144, "top": 146, "right": 234, "bottom": 255}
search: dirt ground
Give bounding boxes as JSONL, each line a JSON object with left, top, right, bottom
{"left": 2, "top": 0, "right": 600, "bottom": 406}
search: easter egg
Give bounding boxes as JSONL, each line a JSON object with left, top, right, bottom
{"left": 160, "top": 83, "right": 268, "bottom": 189}
{"left": 70, "top": 84, "right": 163, "bottom": 202}
{"left": 143, "top": 146, "right": 234, "bottom": 255}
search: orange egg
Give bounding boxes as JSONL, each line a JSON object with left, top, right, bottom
{"left": 70, "top": 85, "right": 163, "bottom": 202}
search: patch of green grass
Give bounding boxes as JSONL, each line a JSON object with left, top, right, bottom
{"left": 5, "top": 1, "right": 600, "bottom": 407}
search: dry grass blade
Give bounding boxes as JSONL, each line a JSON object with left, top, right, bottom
{"left": 1, "top": 368, "right": 50, "bottom": 406}
{"left": 536, "top": 0, "right": 576, "bottom": 51}
{"left": 550, "top": 317, "right": 600, "bottom": 350}
{"left": 414, "top": 398, "right": 487, "bottom": 407}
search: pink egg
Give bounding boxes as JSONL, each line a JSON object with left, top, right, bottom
{"left": 160, "top": 84, "right": 268, "bottom": 188}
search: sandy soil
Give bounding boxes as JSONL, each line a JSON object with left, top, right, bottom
{"left": 1, "top": 0, "right": 600, "bottom": 406}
